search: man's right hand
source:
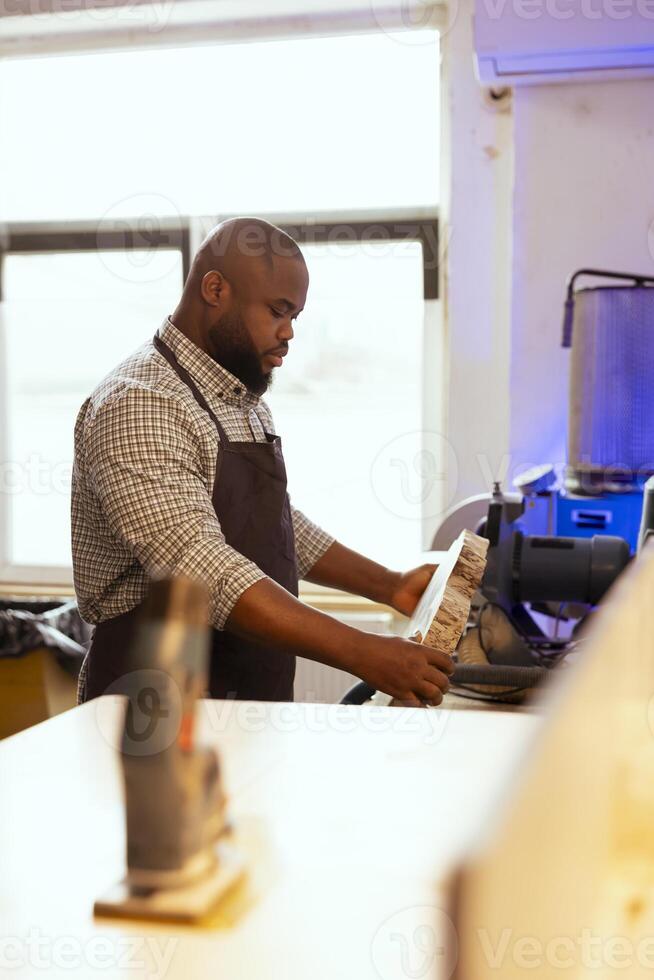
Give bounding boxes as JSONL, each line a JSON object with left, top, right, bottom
{"left": 355, "top": 634, "right": 454, "bottom": 707}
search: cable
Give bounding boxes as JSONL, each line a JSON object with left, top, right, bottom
{"left": 553, "top": 602, "right": 565, "bottom": 640}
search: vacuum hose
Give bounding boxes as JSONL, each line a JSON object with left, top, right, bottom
{"left": 451, "top": 663, "right": 546, "bottom": 688}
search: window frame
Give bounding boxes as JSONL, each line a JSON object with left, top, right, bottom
{"left": 0, "top": 211, "right": 438, "bottom": 591}
{"left": 189, "top": 211, "right": 439, "bottom": 298}
{"left": 0, "top": 2, "right": 445, "bottom": 60}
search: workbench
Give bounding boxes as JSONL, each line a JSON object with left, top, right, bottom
{"left": 0, "top": 698, "right": 539, "bottom": 979}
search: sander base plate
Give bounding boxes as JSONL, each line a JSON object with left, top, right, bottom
{"left": 94, "top": 841, "right": 245, "bottom": 924}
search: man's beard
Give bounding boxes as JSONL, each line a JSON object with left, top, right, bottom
{"left": 207, "top": 310, "right": 271, "bottom": 396}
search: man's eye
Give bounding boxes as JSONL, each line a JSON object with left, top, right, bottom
{"left": 270, "top": 307, "right": 283, "bottom": 319}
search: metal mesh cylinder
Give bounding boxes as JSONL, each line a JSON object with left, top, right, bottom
{"left": 567, "top": 285, "right": 654, "bottom": 491}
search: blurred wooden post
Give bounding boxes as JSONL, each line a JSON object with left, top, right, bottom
{"left": 452, "top": 542, "right": 654, "bottom": 979}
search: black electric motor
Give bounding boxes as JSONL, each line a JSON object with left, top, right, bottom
{"left": 481, "top": 483, "right": 631, "bottom": 624}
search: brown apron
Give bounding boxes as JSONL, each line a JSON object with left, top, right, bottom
{"left": 80, "top": 333, "right": 298, "bottom": 703}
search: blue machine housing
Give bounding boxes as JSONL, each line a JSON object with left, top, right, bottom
{"left": 555, "top": 492, "right": 643, "bottom": 550}
{"left": 520, "top": 488, "right": 644, "bottom": 553}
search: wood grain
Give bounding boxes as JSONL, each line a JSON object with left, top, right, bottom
{"left": 407, "top": 529, "right": 489, "bottom": 653}
{"left": 373, "top": 529, "right": 489, "bottom": 706}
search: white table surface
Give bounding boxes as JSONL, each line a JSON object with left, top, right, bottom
{"left": 0, "top": 698, "right": 540, "bottom": 979}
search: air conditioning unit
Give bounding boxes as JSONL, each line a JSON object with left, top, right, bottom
{"left": 474, "top": 0, "right": 654, "bottom": 85}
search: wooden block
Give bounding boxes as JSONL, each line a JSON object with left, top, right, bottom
{"left": 372, "top": 530, "right": 489, "bottom": 706}
{"left": 451, "top": 541, "right": 654, "bottom": 979}
{"left": 406, "top": 529, "right": 489, "bottom": 651}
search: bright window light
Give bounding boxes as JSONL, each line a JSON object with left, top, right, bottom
{"left": 0, "top": 29, "right": 439, "bottom": 581}
{"left": 267, "top": 240, "right": 425, "bottom": 568}
{"left": 3, "top": 250, "right": 183, "bottom": 566}
{"left": 0, "top": 31, "right": 439, "bottom": 221}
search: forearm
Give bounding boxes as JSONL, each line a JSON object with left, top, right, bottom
{"left": 225, "top": 577, "right": 363, "bottom": 673}
{"left": 303, "top": 541, "right": 400, "bottom": 606}
{"left": 225, "top": 575, "right": 455, "bottom": 705}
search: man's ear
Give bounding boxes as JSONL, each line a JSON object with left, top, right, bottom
{"left": 200, "top": 270, "right": 229, "bottom": 308}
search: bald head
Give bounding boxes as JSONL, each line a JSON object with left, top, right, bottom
{"left": 171, "top": 217, "right": 309, "bottom": 396}
{"left": 187, "top": 217, "right": 305, "bottom": 292}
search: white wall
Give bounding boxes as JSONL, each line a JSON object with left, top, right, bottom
{"left": 511, "top": 81, "right": 654, "bottom": 476}
{"left": 441, "top": 3, "right": 654, "bottom": 507}
{"left": 439, "top": 0, "right": 514, "bottom": 510}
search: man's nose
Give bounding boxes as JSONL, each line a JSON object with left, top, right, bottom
{"left": 279, "top": 319, "right": 294, "bottom": 343}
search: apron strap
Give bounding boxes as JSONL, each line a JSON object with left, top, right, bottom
{"left": 153, "top": 334, "right": 231, "bottom": 445}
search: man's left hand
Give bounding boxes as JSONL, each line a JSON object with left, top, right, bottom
{"left": 387, "top": 564, "right": 438, "bottom": 617}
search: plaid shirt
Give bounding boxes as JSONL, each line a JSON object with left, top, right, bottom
{"left": 71, "top": 317, "right": 334, "bottom": 630}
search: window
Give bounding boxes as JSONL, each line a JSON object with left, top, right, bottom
{"left": 0, "top": 28, "right": 440, "bottom": 586}
{"left": 0, "top": 32, "right": 439, "bottom": 221}
{"left": 268, "top": 236, "right": 428, "bottom": 567}
{"left": 1, "top": 242, "right": 186, "bottom": 579}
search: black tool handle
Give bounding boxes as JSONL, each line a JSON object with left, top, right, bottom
{"left": 561, "top": 268, "right": 654, "bottom": 348}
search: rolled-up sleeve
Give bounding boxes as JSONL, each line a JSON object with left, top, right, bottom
{"left": 290, "top": 504, "right": 335, "bottom": 579}
{"left": 85, "top": 388, "right": 266, "bottom": 629}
